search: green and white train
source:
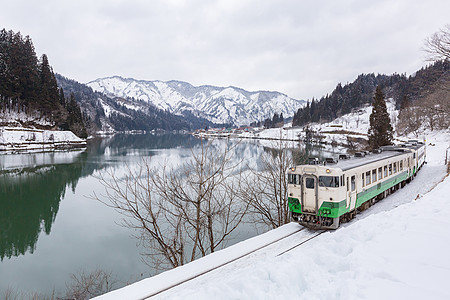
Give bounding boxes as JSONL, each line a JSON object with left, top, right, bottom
{"left": 287, "top": 140, "right": 426, "bottom": 229}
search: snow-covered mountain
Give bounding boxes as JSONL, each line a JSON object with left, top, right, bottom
{"left": 87, "top": 76, "right": 305, "bottom": 126}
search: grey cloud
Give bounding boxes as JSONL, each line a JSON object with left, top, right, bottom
{"left": 1, "top": 0, "right": 449, "bottom": 100}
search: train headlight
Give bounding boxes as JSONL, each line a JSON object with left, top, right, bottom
{"left": 290, "top": 167, "right": 296, "bottom": 171}
{"left": 326, "top": 169, "right": 331, "bottom": 173}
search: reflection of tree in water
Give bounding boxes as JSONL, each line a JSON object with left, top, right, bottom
{"left": 0, "top": 162, "right": 88, "bottom": 261}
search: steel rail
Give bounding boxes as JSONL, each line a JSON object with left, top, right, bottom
{"left": 141, "top": 227, "right": 305, "bottom": 299}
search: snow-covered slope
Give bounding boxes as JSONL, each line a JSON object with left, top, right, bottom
{"left": 87, "top": 76, "right": 305, "bottom": 126}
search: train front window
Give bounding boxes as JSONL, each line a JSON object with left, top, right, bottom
{"left": 319, "top": 176, "right": 339, "bottom": 188}
{"left": 288, "top": 174, "right": 300, "bottom": 185}
{"left": 305, "top": 178, "right": 315, "bottom": 189}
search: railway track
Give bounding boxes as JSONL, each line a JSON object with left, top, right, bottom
{"left": 276, "top": 230, "right": 327, "bottom": 256}
{"left": 141, "top": 226, "right": 327, "bottom": 299}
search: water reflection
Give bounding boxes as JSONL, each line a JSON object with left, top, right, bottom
{"left": 0, "top": 152, "right": 87, "bottom": 261}
{"left": 0, "top": 133, "right": 202, "bottom": 261}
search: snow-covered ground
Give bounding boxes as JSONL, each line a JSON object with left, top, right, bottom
{"left": 95, "top": 131, "right": 450, "bottom": 300}
{"left": 225, "top": 99, "right": 403, "bottom": 148}
{"left": 0, "top": 127, "right": 86, "bottom": 152}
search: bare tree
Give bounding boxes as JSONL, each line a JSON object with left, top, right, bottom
{"left": 397, "top": 86, "right": 449, "bottom": 135}
{"left": 238, "top": 137, "right": 302, "bottom": 229}
{"left": 65, "top": 269, "right": 117, "bottom": 300}
{"left": 423, "top": 24, "right": 450, "bottom": 62}
{"left": 92, "top": 138, "right": 248, "bottom": 271}
{"left": 397, "top": 105, "right": 422, "bottom": 136}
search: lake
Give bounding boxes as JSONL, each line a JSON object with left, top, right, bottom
{"left": 0, "top": 133, "right": 338, "bottom": 297}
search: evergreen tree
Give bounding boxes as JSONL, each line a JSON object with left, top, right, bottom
{"left": 368, "top": 86, "right": 393, "bottom": 149}
{"left": 39, "top": 54, "right": 59, "bottom": 116}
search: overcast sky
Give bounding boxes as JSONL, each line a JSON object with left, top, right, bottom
{"left": 1, "top": 0, "right": 449, "bottom": 100}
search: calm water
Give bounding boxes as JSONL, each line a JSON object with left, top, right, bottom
{"left": 0, "top": 133, "right": 336, "bottom": 297}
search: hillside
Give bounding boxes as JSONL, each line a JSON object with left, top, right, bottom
{"left": 0, "top": 29, "right": 87, "bottom": 138}
{"left": 292, "top": 60, "right": 449, "bottom": 130}
{"left": 87, "top": 76, "right": 306, "bottom": 127}
{"left": 56, "top": 75, "right": 220, "bottom": 133}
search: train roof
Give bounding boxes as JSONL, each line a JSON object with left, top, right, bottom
{"left": 334, "top": 150, "right": 408, "bottom": 171}
{"left": 331, "top": 143, "right": 424, "bottom": 171}
{"left": 292, "top": 143, "right": 425, "bottom": 173}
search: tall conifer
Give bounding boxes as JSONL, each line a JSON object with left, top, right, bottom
{"left": 368, "top": 86, "right": 393, "bottom": 149}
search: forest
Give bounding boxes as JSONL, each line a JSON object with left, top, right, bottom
{"left": 292, "top": 60, "right": 449, "bottom": 133}
{"left": 0, "top": 29, "right": 87, "bottom": 138}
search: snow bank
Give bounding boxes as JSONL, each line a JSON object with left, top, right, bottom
{"left": 0, "top": 127, "right": 86, "bottom": 152}
{"left": 161, "top": 174, "right": 450, "bottom": 300}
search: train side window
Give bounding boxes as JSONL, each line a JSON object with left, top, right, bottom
{"left": 389, "top": 164, "right": 392, "bottom": 176}
{"left": 346, "top": 177, "right": 349, "bottom": 191}
{"left": 372, "top": 169, "right": 377, "bottom": 182}
{"left": 365, "top": 171, "right": 371, "bottom": 185}
{"left": 351, "top": 176, "right": 355, "bottom": 191}
{"left": 362, "top": 173, "right": 365, "bottom": 187}
{"left": 400, "top": 160, "right": 403, "bottom": 171}
{"left": 305, "top": 178, "right": 315, "bottom": 189}
{"left": 319, "top": 176, "right": 339, "bottom": 188}
{"left": 384, "top": 165, "right": 388, "bottom": 177}
{"left": 393, "top": 162, "right": 397, "bottom": 173}
{"left": 378, "top": 167, "right": 382, "bottom": 179}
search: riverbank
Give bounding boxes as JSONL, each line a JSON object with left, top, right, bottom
{"left": 0, "top": 126, "right": 87, "bottom": 153}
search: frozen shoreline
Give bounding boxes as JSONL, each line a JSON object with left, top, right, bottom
{"left": 0, "top": 126, "right": 87, "bottom": 153}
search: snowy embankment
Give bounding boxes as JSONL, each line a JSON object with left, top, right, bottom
{"left": 95, "top": 131, "right": 450, "bottom": 300}
{"left": 0, "top": 127, "right": 86, "bottom": 152}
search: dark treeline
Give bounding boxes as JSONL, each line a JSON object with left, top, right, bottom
{"left": 292, "top": 60, "right": 449, "bottom": 127}
{"left": 0, "top": 29, "right": 87, "bottom": 138}
{"left": 250, "top": 112, "right": 284, "bottom": 128}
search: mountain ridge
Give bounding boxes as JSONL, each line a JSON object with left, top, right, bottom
{"left": 87, "top": 76, "right": 306, "bottom": 126}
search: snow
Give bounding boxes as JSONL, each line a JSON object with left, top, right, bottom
{"left": 87, "top": 77, "right": 305, "bottom": 126}
{"left": 0, "top": 126, "right": 86, "bottom": 152}
{"left": 235, "top": 98, "right": 414, "bottom": 150}
{"left": 94, "top": 131, "right": 450, "bottom": 300}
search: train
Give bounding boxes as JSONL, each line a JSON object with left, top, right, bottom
{"left": 287, "top": 140, "right": 426, "bottom": 229}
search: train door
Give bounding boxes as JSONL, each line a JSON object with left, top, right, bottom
{"left": 346, "top": 174, "right": 357, "bottom": 210}
{"left": 302, "top": 174, "right": 318, "bottom": 213}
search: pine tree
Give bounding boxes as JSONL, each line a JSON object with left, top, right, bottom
{"left": 368, "top": 86, "right": 393, "bottom": 149}
{"left": 39, "top": 54, "right": 59, "bottom": 116}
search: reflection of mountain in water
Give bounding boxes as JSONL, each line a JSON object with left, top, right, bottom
{"left": 98, "top": 133, "right": 199, "bottom": 153}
